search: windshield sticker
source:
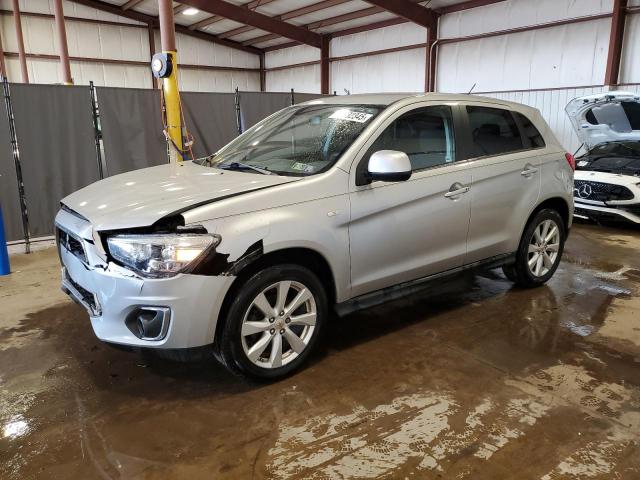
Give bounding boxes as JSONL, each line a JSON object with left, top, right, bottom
{"left": 291, "top": 162, "right": 316, "bottom": 173}
{"left": 330, "top": 110, "right": 374, "bottom": 123}
{"left": 577, "top": 160, "right": 589, "bottom": 167}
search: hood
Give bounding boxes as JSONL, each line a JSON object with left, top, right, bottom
{"left": 574, "top": 169, "right": 640, "bottom": 187}
{"left": 565, "top": 91, "right": 640, "bottom": 150}
{"left": 61, "top": 161, "right": 298, "bottom": 231}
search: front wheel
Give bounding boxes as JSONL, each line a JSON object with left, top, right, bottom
{"left": 506, "top": 209, "right": 565, "bottom": 288}
{"left": 217, "top": 264, "right": 327, "bottom": 380}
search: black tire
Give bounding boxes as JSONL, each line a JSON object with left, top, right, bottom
{"left": 216, "top": 264, "right": 327, "bottom": 380}
{"left": 508, "top": 208, "right": 565, "bottom": 288}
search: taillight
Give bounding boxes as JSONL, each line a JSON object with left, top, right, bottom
{"left": 565, "top": 152, "right": 576, "bottom": 171}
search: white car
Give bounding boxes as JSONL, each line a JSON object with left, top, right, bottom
{"left": 566, "top": 91, "right": 640, "bottom": 224}
{"left": 56, "top": 93, "right": 574, "bottom": 379}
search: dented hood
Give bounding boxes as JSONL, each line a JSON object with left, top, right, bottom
{"left": 565, "top": 91, "right": 640, "bottom": 150}
{"left": 61, "top": 161, "right": 297, "bottom": 231}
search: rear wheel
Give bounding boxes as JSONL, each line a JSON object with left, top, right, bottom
{"left": 217, "top": 264, "right": 327, "bottom": 380}
{"left": 506, "top": 209, "right": 565, "bottom": 288}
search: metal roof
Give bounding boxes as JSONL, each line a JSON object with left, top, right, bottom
{"left": 86, "top": 0, "right": 490, "bottom": 54}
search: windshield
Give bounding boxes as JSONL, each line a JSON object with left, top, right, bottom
{"left": 197, "top": 104, "right": 383, "bottom": 176}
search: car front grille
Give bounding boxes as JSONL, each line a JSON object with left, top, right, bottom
{"left": 574, "top": 180, "right": 635, "bottom": 202}
{"left": 57, "top": 227, "right": 87, "bottom": 264}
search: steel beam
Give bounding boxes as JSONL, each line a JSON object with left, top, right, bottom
{"left": 10, "top": 0, "right": 28, "bottom": 83}
{"left": 605, "top": 0, "right": 628, "bottom": 86}
{"left": 122, "top": 0, "right": 145, "bottom": 11}
{"left": 434, "top": 0, "right": 506, "bottom": 15}
{"left": 320, "top": 36, "right": 330, "bottom": 94}
{"left": 178, "top": 0, "right": 323, "bottom": 47}
{"left": 53, "top": 0, "right": 73, "bottom": 84}
{"left": 67, "top": 0, "right": 262, "bottom": 54}
{"left": 363, "top": 0, "right": 437, "bottom": 29}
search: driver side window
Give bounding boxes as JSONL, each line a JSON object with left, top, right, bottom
{"left": 360, "top": 105, "right": 456, "bottom": 178}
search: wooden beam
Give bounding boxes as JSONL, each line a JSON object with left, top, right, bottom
{"left": 604, "top": 0, "right": 627, "bottom": 86}
{"left": 179, "top": 0, "right": 323, "bottom": 47}
{"left": 67, "top": 0, "right": 263, "bottom": 54}
{"left": 363, "top": 0, "right": 436, "bottom": 29}
{"left": 122, "top": 0, "right": 145, "bottom": 11}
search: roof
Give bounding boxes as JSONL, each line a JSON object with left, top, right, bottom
{"left": 86, "top": 0, "right": 498, "bottom": 54}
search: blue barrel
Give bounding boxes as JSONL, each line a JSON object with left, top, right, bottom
{"left": 0, "top": 204, "right": 10, "bottom": 275}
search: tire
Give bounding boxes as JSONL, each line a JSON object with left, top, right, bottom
{"left": 508, "top": 208, "right": 565, "bottom": 288}
{"left": 216, "top": 264, "right": 327, "bottom": 380}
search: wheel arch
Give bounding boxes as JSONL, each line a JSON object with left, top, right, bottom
{"left": 524, "top": 196, "right": 571, "bottom": 238}
{"left": 213, "top": 246, "right": 337, "bottom": 343}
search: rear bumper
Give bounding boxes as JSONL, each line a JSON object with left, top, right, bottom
{"left": 574, "top": 202, "right": 640, "bottom": 224}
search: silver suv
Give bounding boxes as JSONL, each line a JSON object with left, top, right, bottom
{"left": 55, "top": 93, "right": 574, "bottom": 379}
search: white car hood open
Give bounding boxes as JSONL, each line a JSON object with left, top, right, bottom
{"left": 565, "top": 91, "right": 640, "bottom": 150}
{"left": 61, "top": 161, "right": 298, "bottom": 231}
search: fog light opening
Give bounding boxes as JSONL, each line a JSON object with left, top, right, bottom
{"left": 125, "top": 307, "right": 171, "bottom": 341}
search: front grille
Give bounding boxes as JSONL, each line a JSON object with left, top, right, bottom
{"left": 57, "top": 227, "right": 87, "bottom": 264}
{"left": 62, "top": 268, "right": 101, "bottom": 316}
{"left": 574, "top": 180, "right": 635, "bottom": 202}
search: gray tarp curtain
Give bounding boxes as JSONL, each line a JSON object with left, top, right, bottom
{"left": 181, "top": 92, "right": 237, "bottom": 158}
{"left": 96, "top": 87, "right": 167, "bottom": 176}
{"left": 239, "top": 91, "right": 291, "bottom": 131}
{"left": 0, "top": 87, "right": 331, "bottom": 242}
{"left": 10, "top": 84, "right": 99, "bottom": 238}
{"left": 0, "top": 105, "right": 22, "bottom": 242}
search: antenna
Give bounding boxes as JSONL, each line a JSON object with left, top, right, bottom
{"left": 467, "top": 83, "right": 477, "bottom": 94}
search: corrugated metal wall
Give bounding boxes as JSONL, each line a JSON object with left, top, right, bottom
{"left": 0, "top": 0, "right": 260, "bottom": 91}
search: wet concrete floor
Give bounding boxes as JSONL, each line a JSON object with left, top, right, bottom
{"left": 1, "top": 223, "right": 639, "bottom": 479}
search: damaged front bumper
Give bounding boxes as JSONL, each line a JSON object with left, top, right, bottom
{"left": 55, "top": 208, "right": 235, "bottom": 349}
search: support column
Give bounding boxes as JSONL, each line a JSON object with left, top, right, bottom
{"left": 425, "top": 19, "right": 438, "bottom": 92}
{"left": 52, "top": 0, "right": 73, "bottom": 84}
{"left": 320, "top": 36, "right": 330, "bottom": 95}
{"left": 259, "top": 52, "right": 266, "bottom": 92}
{"left": 0, "top": 26, "right": 6, "bottom": 79}
{"left": 158, "top": 0, "right": 183, "bottom": 161}
{"left": 604, "top": 0, "right": 628, "bottom": 87}
{"left": 11, "top": 0, "right": 28, "bottom": 83}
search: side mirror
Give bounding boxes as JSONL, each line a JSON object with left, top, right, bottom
{"left": 367, "top": 150, "right": 412, "bottom": 183}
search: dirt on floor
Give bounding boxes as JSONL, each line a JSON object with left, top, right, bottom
{"left": 1, "top": 223, "right": 639, "bottom": 480}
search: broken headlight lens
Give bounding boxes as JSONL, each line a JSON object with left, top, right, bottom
{"left": 107, "top": 234, "right": 220, "bottom": 278}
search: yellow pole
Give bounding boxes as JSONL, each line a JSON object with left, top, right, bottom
{"left": 158, "top": 0, "right": 183, "bottom": 162}
{"left": 163, "top": 51, "right": 183, "bottom": 160}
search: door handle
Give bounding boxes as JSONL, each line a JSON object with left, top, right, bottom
{"left": 521, "top": 166, "right": 538, "bottom": 177}
{"left": 444, "top": 183, "right": 470, "bottom": 199}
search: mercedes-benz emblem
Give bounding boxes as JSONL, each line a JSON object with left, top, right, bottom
{"left": 575, "top": 184, "right": 593, "bottom": 199}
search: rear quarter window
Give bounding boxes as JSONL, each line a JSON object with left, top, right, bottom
{"left": 514, "top": 112, "right": 546, "bottom": 148}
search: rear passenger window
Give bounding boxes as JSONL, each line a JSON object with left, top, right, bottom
{"left": 515, "top": 112, "right": 546, "bottom": 148}
{"left": 467, "top": 106, "right": 523, "bottom": 157}
{"left": 363, "top": 105, "right": 456, "bottom": 172}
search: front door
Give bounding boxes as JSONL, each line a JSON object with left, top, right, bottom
{"left": 348, "top": 104, "right": 472, "bottom": 297}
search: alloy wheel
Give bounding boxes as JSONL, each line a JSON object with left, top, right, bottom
{"left": 240, "top": 280, "right": 317, "bottom": 369}
{"left": 527, "top": 219, "right": 561, "bottom": 277}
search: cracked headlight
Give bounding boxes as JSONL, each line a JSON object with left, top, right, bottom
{"left": 107, "top": 234, "right": 220, "bottom": 278}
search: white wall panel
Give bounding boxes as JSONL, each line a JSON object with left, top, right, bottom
{"left": 332, "top": 48, "right": 426, "bottom": 94}
{"left": 620, "top": 13, "right": 640, "bottom": 84}
{"left": 440, "top": 0, "right": 613, "bottom": 38}
{"left": 266, "top": 64, "right": 321, "bottom": 93}
{"left": 330, "top": 23, "right": 428, "bottom": 57}
{"left": 0, "top": 0, "right": 143, "bottom": 25}
{"left": 265, "top": 45, "right": 319, "bottom": 69}
{"left": 437, "top": 18, "right": 610, "bottom": 93}
{"left": 178, "top": 69, "right": 260, "bottom": 93}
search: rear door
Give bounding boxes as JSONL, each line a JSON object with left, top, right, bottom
{"left": 462, "top": 105, "right": 543, "bottom": 264}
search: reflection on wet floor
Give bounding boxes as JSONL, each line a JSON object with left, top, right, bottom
{"left": 1, "top": 223, "right": 639, "bottom": 479}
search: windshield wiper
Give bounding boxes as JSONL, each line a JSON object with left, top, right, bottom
{"left": 217, "top": 162, "right": 272, "bottom": 175}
